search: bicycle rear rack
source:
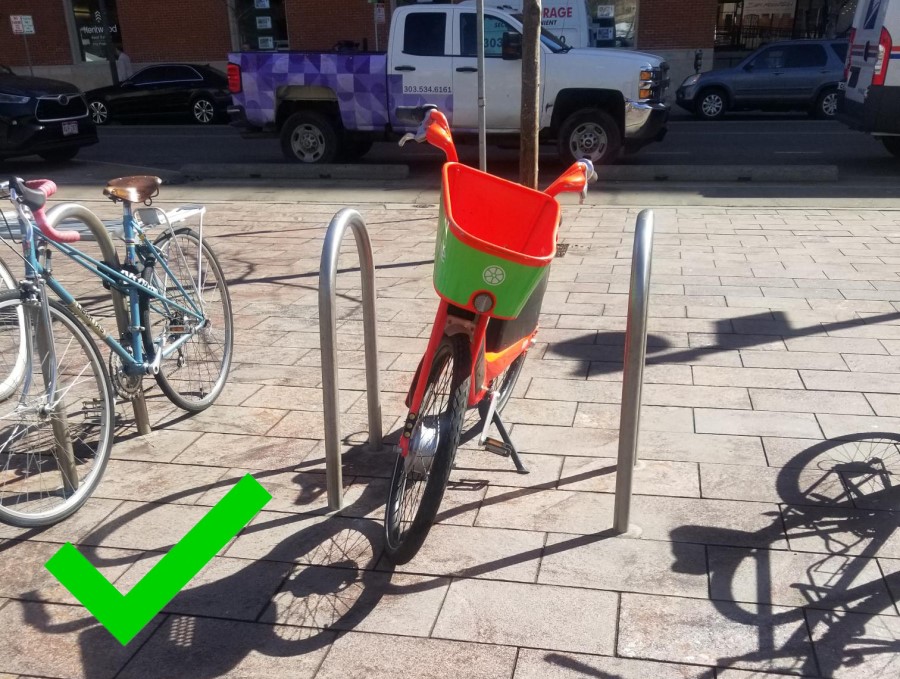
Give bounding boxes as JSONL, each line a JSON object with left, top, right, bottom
{"left": 613, "top": 209, "right": 654, "bottom": 535}
{"left": 319, "top": 209, "right": 383, "bottom": 511}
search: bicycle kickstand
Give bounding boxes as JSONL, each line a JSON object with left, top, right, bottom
{"left": 483, "top": 412, "right": 529, "bottom": 474}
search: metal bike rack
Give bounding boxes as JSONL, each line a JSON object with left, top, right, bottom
{"left": 46, "top": 203, "right": 152, "bottom": 436}
{"left": 319, "top": 208, "right": 383, "bottom": 511}
{"left": 613, "top": 209, "right": 654, "bottom": 535}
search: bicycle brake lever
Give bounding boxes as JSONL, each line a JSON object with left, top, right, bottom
{"left": 398, "top": 132, "right": 417, "bottom": 147}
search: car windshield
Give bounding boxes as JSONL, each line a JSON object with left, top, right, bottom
{"left": 511, "top": 14, "right": 569, "bottom": 52}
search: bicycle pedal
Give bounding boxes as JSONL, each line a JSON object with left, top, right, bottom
{"left": 483, "top": 437, "right": 512, "bottom": 457}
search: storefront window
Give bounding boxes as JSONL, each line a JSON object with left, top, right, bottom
{"left": 717, "top": 0, "right": 856, "bottom": 50}
{"left": 71, "top": 0, "right": 123, "bottom": 62}
{"left": 235, "top": 0, "right": 289, "bottom": 51}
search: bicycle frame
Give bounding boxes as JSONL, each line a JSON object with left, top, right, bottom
{"left": 9, "top": 195, "right": 205, "bottom": 377}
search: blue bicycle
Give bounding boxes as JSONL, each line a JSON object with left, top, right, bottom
{"left": 0, "top": 176, "right": 233, "bottom": 526}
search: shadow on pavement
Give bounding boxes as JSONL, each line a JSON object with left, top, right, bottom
{"left": 670, "top": 433, "right": 899, "bottom": 677}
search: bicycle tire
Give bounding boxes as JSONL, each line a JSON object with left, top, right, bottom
{"left": 0, "top": 256, "right": 26, "bottom": 402}
{"left": 0, "top": 289, "right": 114, "bottom": 526}
{"left": 140, "top": 227, "right": 233, "bottom": 412}
{"left": 478, "top": 352, "right": 527, "bottom": 420}
{"left": 384, "top": 333, "right": 470, "bottom": 564}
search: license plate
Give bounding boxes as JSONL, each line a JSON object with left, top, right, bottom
{"left": 62, "top": 121, "right": 78, "bottom": 136}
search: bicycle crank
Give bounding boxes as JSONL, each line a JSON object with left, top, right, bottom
{"left": 108, "top": 352, "right": 143, "bottom": 399}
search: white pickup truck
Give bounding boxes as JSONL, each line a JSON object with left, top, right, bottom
{"left": 226, "top": 3, "right": 669, "bottom": 165}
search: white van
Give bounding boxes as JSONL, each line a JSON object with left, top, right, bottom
{"left": 459, "top": 0, "right": 594, "bottom": 48}
{"left": 839, "top": 0, "right": 900, "bottom": 157}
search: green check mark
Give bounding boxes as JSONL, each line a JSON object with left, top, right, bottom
{"left": 45, "top": 474, "right": 271, "bottom": 645}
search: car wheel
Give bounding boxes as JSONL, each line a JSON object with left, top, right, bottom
{"left": 882, "top": 137, "right": 900, "bottom": 158}
{"left": 191, "top": 97, "right": 216, "bottom": 124}
{"left": 557, "top": 108, "right": 622, "bottom": 166}
{"left": 280, "top": 111, "right": 340, "bottom": 163}
{"left": 89, "top": 100, "right": 110, "bottom": 125}
{"left": 695, "top": 88, "right": 727, "bottom": 120}
{"left": 814, "top": 89, "right": 839, "bottom": 119}
{"left": 39, "top": 148, "right": 79, "bottom": 162}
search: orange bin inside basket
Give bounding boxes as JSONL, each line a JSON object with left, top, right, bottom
{"left": 442, "top": 163, "right": 561, "bottom": 265}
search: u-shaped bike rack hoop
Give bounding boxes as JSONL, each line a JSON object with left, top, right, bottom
{"left": 319, "top": 208, "right": 383, "bottom": 511}
{"left": 613, "top": 209, "right": 654, "bottom": 535}
{"left": 45, "top": 203, "right": 152, "bottom": 436}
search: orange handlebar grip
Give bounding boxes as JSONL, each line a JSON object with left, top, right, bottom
{"left": 425, "top": 110, "right": 458, "bottom": 162}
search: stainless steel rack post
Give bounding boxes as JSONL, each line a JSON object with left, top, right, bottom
{"left": 613, "top": 209, "right": 654, "bottom": 534}
{"left": 319, "top": 208, "right": 383, "bottom": 511}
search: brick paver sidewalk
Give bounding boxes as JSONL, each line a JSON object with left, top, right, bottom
{"left": 0, "top": 199, "right": 897, "bottom": 678}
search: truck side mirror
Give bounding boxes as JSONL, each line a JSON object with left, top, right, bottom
{"left": 502, "top": 32, "right": 522, "bottom": 60}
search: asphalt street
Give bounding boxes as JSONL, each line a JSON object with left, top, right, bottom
{"left": 2, "top": 114, "right": 898, "bottom": 208}
{"left": 68, "top": 115, "right": 898, "bottom": 178}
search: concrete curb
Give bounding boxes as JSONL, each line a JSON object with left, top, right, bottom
{"left": 597, "top": 164, "right": 839, "bottom": 182}
{"left": 180, "top": 163, "right": 410, "bottom": 180}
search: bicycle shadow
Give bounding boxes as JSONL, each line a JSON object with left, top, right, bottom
{"left": 670, "top": 433, "right": 900, "bottom": 677}
{"left": 19, "top": 444, "right": 401, "bottom": 679}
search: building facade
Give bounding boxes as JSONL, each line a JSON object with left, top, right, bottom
{"left": 0, "top": 0, "right": 854, "bottom": 94}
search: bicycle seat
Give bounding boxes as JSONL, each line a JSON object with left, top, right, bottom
{"left": 103, "top": 176, "right": 161, "bottom": 204}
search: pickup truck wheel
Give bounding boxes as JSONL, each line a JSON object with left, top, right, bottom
{"left": 882, "top": 137, "right": 900, "bottom": 158}
{"left": 558, "top": 109, "right": 621, "bottom": 166}
{"left": 696, "top": 88, "right": 727, "bottom": 120}
{"left": 281, "top": 111, "right": 340, "bottom": 163}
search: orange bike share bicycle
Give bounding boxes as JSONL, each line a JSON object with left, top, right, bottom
{"left": 384, "top": 106, "right": 595, "bottom": 563}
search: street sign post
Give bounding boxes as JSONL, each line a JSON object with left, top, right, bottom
{"left": 9, "top": 15, "right": 35, "bottom": 76}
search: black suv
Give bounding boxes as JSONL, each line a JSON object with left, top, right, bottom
{"left": 0, "top": 71, "right": 98, "bottom": 162}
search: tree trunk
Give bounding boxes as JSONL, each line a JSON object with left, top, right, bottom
{"left": 519, "top": 0, "right": 541, "bottom": 189}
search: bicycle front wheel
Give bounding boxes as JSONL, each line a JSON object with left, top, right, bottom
{"left": 0, "top": 290, "right": 114, "bottom": 526}
{"left": 385, "top": 334, "right": 470, "bottom": 564}
{"left": 141, "top": 227, "right": 233, "bottom": 412}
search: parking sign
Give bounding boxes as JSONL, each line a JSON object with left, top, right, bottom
{"left": 10, "top": 15, "right": 35, "bottom": 35}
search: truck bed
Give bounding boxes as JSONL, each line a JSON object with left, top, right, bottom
{"left": 229, "top": 51, "right": 390, "bottom": 131}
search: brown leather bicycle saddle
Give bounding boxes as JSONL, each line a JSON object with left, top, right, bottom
{"left": 103, "top": 175, "right": 161, "bottom": 203}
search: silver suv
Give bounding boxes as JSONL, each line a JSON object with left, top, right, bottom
{"left": 676, "top": 39, "right": 849, "bottom": 120}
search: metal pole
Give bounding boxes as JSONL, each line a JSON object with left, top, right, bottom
{"left": 319, "top": 208, "right": 383, "bottom": 511}
{"left": 375, "top": 6, "right": 380, "bottom": 52}
{"left": 23, "top": 34, "right": 34, "bottom": 77}
{"left": 613, "top": 209, "right": 654, "bottom": 535}
{"left": 97, "top": 0, "right": 119, "bottom": 85}
{"left": 477, "top": 0, "right": 487, "bottom": 172}
{"left": 45, "top": 203, "right": 151, "bottom": 435}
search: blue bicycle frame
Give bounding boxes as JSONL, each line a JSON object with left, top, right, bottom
{"left": 11, "top": 197, "right": 205, "bottom": 377}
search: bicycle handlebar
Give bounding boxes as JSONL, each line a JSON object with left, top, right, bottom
{"left": 395, "top": 104, "right": 597, "bottom": 202}
{"left": 396, "top": 105, "right": 458, "bottom": 162}
{"left": 5, "top": 177, "right": 81, "bottom": 243}
{"left": 395, "top": 104, "right": 439, "bottom": 127}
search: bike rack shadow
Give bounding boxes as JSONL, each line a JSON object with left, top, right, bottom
{"left": 18, "top": 448, "right": 397, "bottom": 678}
{"left": 546, "top": 310, "right": 900, "bottom": 375}
{"left": 669, "top": 433, "right": 900, "bottom": 677}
